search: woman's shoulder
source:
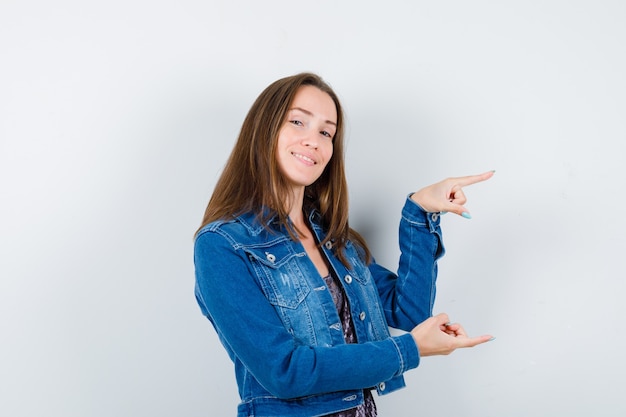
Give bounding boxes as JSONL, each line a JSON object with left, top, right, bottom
{"left": 195, "top": 211, "right": 278, "bottom": 246}
{"left": 195, "top": 217, "right": 234, "bottom": 237}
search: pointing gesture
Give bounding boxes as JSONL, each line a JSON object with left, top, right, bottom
{"left": 410, "top": 170, "right": 495, "bottom": 218}
{"left": 410, "top": 313, "right": 494, "bottom": 356}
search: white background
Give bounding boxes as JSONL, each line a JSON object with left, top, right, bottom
{"left": 1, "top": 1, "right": 625, "bottom": 416}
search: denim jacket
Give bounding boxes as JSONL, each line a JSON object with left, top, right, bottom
{"left": 194, "top": 197, "right": 445, "bottom": 417}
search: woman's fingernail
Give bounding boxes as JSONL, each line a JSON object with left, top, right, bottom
{"left": 488, "top": 337, "right": 496, "bottom": 342}
{"left": 461, "top": 212, "right": 472, "bottom": 219}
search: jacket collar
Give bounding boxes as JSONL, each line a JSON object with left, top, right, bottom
{"left": 234, "top": 206, "right": 323, "bottom": 236}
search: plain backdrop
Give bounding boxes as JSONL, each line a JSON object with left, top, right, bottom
{"left": 1, "top": 1, "right": 625, "bottom": 416}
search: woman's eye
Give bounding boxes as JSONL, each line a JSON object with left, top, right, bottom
{"left": 290, "top": 120, "right": 303, "bottom": 126}
{"left": 320, "top": 131, "right": 333, "bottom": 138}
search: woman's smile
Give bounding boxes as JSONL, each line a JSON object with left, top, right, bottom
{"left": 291, "top": 151, "right": 317, "bottom": 165}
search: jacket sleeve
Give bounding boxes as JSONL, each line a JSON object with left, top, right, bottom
{"left": 372, "top": 196, "right": 445, "bottom": 332}
{"left": 194, "top": 227, "right": 419, "bottom": 400}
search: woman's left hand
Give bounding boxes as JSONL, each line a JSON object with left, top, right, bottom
{"left": 410, "top": 171, "right": 494, "bottom": 218}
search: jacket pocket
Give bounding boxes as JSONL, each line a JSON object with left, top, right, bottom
{"left": 243, "top": 240, "right": 310, "bottom": 309}
{"left": 343, "top": 241, "right": 372, "bottom": 286}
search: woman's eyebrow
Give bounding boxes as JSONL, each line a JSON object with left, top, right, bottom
{"left": 290, "top": 107, "right": 337, "bottom": 126}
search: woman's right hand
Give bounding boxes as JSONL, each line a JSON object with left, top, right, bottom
{"left": 410, "top": 313, "right": 493, "bottom": 356}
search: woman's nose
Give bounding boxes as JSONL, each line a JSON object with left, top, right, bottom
{"left": 301, "top": 131, "right": 318, "bottom": 148}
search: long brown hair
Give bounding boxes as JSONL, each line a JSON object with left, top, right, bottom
{"left": 197, "top": 72, "right": 371, "bottom": 265}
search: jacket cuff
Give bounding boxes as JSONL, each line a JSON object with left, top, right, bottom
{"left": 391, "top": 333, "right": 420, "bottom": 375}
{"left": 403, "top": 195, "right": 442, "bottom": 233}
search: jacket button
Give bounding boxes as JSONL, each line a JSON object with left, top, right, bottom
{"left": 378, "top": 382, "right": 386, "bottom": 391}
{"left": 265, "top": 252, "right": 276, "bottom": 263}
{"left": 359, "top": 312, "right": 366, "bottom": 321}
{"left": 325, "top": 241, "right": 333, "bottom": 249}
{"left": 431, "top": 213, "right": 439, "bottom": 221}
{"left": 344, "top": 275, "right": 353, "bottom": 284}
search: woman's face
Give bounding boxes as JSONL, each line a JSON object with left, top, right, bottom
{"left": 276, "top": 85, "right": 337, "bottom": 190}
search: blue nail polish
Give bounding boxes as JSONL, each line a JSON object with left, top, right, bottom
{"left": 488, "top": 337, "right": 496, "bottom": 342}
{"left": 461, "top": 212, "right": 472, "bottom": 219}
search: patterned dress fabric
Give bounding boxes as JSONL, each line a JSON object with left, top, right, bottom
{"left": 321, "top": 274, "right": 377, "bottom": 417}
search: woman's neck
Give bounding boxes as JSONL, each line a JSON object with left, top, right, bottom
{"left": 286, "top": 187, "right": 307, "bottom": 231}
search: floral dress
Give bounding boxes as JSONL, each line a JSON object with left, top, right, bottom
{"left": 321, "top": 273, "right": 378, "bottom": 417}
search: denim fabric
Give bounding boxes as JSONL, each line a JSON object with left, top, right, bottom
{"left": 194, "top": 197, "right": 445, "bottom": 417}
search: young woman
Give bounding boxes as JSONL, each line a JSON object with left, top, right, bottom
{"left": 194, "top": 72, "right": 494, "bottom": 417}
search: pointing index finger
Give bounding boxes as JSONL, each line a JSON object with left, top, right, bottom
{"left": 454, "top": 170, "right": 495, "bottom": 188}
